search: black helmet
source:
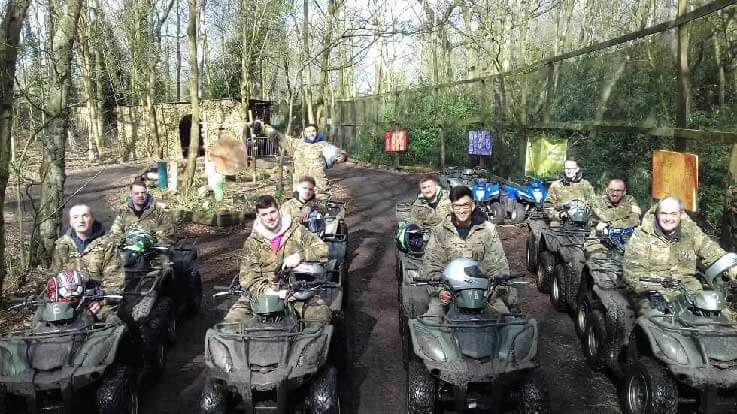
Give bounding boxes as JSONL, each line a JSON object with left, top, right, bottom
{"left": 395, "top": 224, "right": 425, "bottom": 255}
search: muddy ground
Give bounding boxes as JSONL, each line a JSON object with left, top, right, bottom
{"left": 6, "top": 162, "right": 622, "bottom": 413}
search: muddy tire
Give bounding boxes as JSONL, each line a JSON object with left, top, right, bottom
{"left": 141, "top": 300, "right": 170, "bottom": 382}
{"left": 526, "top": 236, "right": 537, "bottom": 272}
{"left": 575, "top": 290, "right": 591, "bottom": 339}
{"left": 96, "top": 365, "right": 139, "bottom": 414}
{"left": 517, "top": 371, "right": 550, "bottom": 414}
{"left": 186, "top": 270, "right": 203, "bottom": 318}
{"left": 536, "top": 251, "right": 554, "bottom": 293}
{"left": 550, "top": 264, "right": 568, "bottom": 312}
{"left": 584, "top": 309, "right": 609, "bottom": 372}
{"left": 306, "top": 365, "right": 340, "bottom": 414}
{"left": 490, "top": 201, "right": 505, "bottom": 224}
{"left": 200, "top": 378, "right": 229, "bottom": 414}
{"left": 154, "top": 297, "right": 177, "bottom": 345}
{"left": 621, "top": 356, "right": 678, "bottom": 414}
{"left": 399, "top": 297, "right": 415, "bottom": 370}
{"left": 407, "top": 358, "right": 435, "bottom": 414}
{"left": 509, "top": 201, "right": 527, "bottom": 224}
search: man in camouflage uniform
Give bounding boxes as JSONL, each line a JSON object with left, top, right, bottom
{"left": 424, "top": 186, "right": 511, "bottom": 313}
{"left": 281, "top": 176, "right": 326, "bottom": 222}
{"left": 586, "top": 179, "right": 642, "bottom": 258}
{"left": 544, "top": 159, "right": 596, "bottom": 224}
{"left": 51, "top": 204, "right": 123, "bottom": 319}
{"left": 624, "top": 197, "right": 737, "bottom": 315}
{"left": 224, "top": 195, "right": 330, "bottom": 323}
{"left": 408, "top": 175, "right": 452, "bottom": 228}
{"left": 110, "top": 181, "right": 175, "bottom": 243}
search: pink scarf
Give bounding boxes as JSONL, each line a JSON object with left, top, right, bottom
{"left": 269, "top": 234, "right": 284, "bottom": 252}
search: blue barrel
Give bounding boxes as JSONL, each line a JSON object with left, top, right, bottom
{"left": 157, "top": 161, "right": 168, "bottom": 190}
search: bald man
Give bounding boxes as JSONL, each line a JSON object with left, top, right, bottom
{"left": 51, "top": 204, "right": 123, "bottom": 319}
{"left": 624, "top": 197, "right": 737, "bottom": 314}
{"left": 586, "top": 179, "right": 642, "bottom": 258}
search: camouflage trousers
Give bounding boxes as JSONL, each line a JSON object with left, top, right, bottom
{"left": 224, "top": 295, "right": 331, "bottom": 324}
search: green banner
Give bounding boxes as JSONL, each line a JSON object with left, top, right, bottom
{"left": 524, "top": 136, "right": 568, "bottom": 179}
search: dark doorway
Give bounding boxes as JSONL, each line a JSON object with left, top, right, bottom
{"left": 179, "top": 114, "right": 205, "bottom": 157}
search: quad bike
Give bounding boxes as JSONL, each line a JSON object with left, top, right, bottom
{"left": 0, "top": 272, "right": 139, "bottom": 413}
{"left": 527, "top": 200, "right": 591, "bottom": 313}
{"left": 617, "top": 254, "right": 737, "bottom": 414}
{"left": 395, "top": 202, "right": 433, "bottom": 369}
{"left": 200, "top": 264, "right": 341, "bottom": 413}
{"left": 438, "top": 167, "right": 487, "bottom": 191}
{"left": 406, "top": 258, "right": 549, "bottom": 414}
{"left": 575, "top": 226, "right": 637, "bottom": 371}
{"left": 117, "top": 229, "right": 188, "bottom": 382}
{"left": 304, "top": 200, "right": 348, "bottom": 282}
{"left": 493, "top": 178, "right": 547, "bottom": 225}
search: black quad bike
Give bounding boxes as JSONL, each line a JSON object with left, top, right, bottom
{"left": 117, "top": 231, "right": 201, "bottom": 382}
{"left": 395, "top": 201, "right": 434, "bottom": 369}
{"left": 527, "top": 200, "right": 591, "bottom": 313}
{"left": 575, "top": 226, "right": 636, "bottom": 370}
{"left": 305, "top": 200, "right": 348, "bottom": 282}
{"left": 406, "top": 258, "right": 549, "bottom": 414}
{"left": 0, "top": 281, "right": 139, "bottom": 413}
{"left": 200, "top": 264, "right": 341, "bottom": 413}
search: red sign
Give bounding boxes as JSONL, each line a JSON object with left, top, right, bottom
{"left": 384, "top": 129, "right": 408, "bottom": 152}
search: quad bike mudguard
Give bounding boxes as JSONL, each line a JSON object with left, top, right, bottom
{"left": 204, "top": 322, "right": 333, "bottom": 410}
{"left": 408, "top": 312, "right": 539, "bottom": 387}
{"left": 635, "top": 314, "right": 737, "bottom": 388}
{"left": 0, "top": 323, "right": 127, "bottom": 397}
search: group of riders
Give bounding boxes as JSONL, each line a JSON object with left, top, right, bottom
{"left": 404, "top": 158, "right": 737, "bottom": 321}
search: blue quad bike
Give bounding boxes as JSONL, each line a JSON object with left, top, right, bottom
{"left": 472, "top": 177, "right": 547, "bottom": 224}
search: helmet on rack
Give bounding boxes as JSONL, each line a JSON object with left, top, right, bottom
{"left": 395, "top": 224, "right": 425, "bottom": 255}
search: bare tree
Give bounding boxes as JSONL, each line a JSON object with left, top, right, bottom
{"left": 0, "top": 0, "right": 32, "bottom": 295}
{"left": 182, "top": 0, "right": 200, "bottom": 193}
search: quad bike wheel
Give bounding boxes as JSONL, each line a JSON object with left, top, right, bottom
{"left": 621, "top": 356, "right": 678, "bottom": 414}
{"left": 517, "top": 371, "right": 550, "bottom": 414}
{"left": 490, "top": 202, "right": 505, "bottom": 224}
{"left": 200, "top": 378, "right": 229, "bottom": 414}
{"left": 575, "top": 289, "right": 592, "bottom": 339}
{"left": 306, "top": 365, "right": 340, "bottom": 414}
{"left": 154, "top": 297, "right": 177, "bottom": 345}
{"left": 407, "top": 358, "right": 436, "bottom": 414}
{"left": 141, "top": 300, "right": 170, "bottom": 382}
{"left": 509, "top": 201, "right": 527, "bottom": 224}
{"left": 96, "top": 365, "right": 139, "bottom": 414}
{"left": 186, "top": 270, "right": 203, "bottom": 317}
{"left": 399, "top": 299, "right": 416, "bottom": 370}
{"left": 526, "top": 237, "right": 538, "bottom": 272}
{"left": 550, "top": 264, "right": 568, "bottom": 312}
{"left": 584, "top": 309, "right": 609, "bottom": 372}
{"left": 536, "top": 251, "right": 555, "bottom": 294}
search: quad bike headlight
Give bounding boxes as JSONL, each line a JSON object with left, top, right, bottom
{"left": 208, "top": 338, "right": 233, "bottom": 373}
{"left": 655, "top": 333, "right": 688, "bottom": 365}
{"left": 511, "top": 326, "right": 535, "bottom": 362}
{"left": 416, "top": 330, "right": 446, "bottom": 362}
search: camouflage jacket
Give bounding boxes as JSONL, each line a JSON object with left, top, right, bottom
{"left": 423, "top": 212, "right": 510, "bottom": 281}
{"left": 239, "top": 213, "right": 328, "bottom": 300}
{"left": 544, "top": 178, "right": 596, "bottom": 221}
{"left": 51, "top": 228, "right": 124, "bottom": 292}
{"left": 110, "top": 196, "right": 175, "bottom": 244}
{"left": 281, "top": 195, "right": 327, "bottom": 221}
{"left": 591, "top": 194, "right": 641, "bottom": 229}
{"left": 623, "top": 209, "right": 726, "bottom": 297}
{"left": 409, "top": 190, "right": 452, "bottom": 228}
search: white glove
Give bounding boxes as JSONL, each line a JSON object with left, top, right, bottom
{"left": 283, "top": 252, "right": 301, "bottom": 269}
{"left": 596, "top": 222, "right": 609, "bottom": 232}
{"left": 632, "top": 205, "right": 642, "bottom": 216}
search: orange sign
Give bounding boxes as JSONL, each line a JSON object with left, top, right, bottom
{"left": 384, "top": 129, "right": 408, "bottom": 152}
{"left": 652, "top": 150, "right": 699, "bottom": 211}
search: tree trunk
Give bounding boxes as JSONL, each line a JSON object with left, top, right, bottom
{"left": 79, "top": 12, "right": 102, "bottom": 160}
{"left": 675, "top": 0, "right": 690, "bottom": 143}
{"left": 182, "top": 0, "right": 200, "bottom": 194}
{"left": 0, "top": 0, "right": 32, "bottom": 295}
{"left": 176, "top": 0, "right": 181, "bottom": 101}
{"left": 30, "top": 0, "right": 84, "bottom": 266}
{"left": 303, "top": 0, "right": 314, "bottom": 124}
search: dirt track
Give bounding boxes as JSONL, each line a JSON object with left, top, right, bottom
{"left": 35, "top": 163, "right": 622, "bottom": 413}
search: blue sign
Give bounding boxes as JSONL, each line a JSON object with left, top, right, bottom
{"left": 468, "top": 130, "right": 493, "bottom": 156}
